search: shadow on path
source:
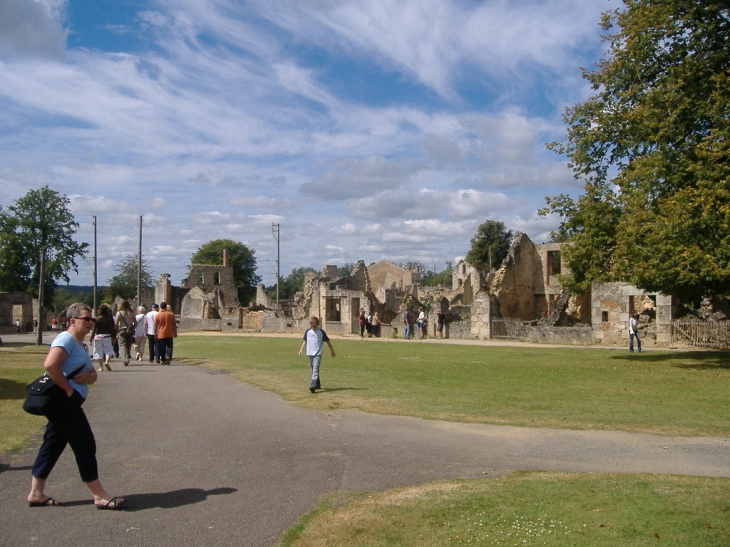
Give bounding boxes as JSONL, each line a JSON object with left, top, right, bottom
{"left": 122, "top": 487, "right": 237, "bottom": 511}
{"left": 57, "top": 487, "right": 239, "bottom": 511}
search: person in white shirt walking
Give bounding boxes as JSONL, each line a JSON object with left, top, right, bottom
{"left": 142, "top": 304, "right": 159, "bottom": 363}
{"left": 298, "top": 317, "right": 336, "bottom": 393}
{"left": 629, "top": 312, "right": 642, "bottom": 353}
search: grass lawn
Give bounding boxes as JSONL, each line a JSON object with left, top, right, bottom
{"left": 0, "top": 343, "right": 54, "bottom": 452}
{"left": 1, "top": 336, "right": 728, "bottom": 453}
{"left": 279, "top": 472, "right": 730, "bottom": 547}
{"left": 174, "top": 336, "right": 730, "bottom": 437}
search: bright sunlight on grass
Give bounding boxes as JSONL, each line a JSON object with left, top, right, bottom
{"left": 279, "top": 472, "right": 730, "bottom": 547}
{"left": 174, "top": 336, "right": 730, "bottom": 436}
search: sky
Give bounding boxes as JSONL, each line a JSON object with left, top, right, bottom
{"left": 0, "top": 0, "right": 617, "bottom": 289}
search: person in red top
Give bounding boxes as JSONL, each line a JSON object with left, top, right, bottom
{"left": 153, "top": 302, "right": 177, "bottom": 365}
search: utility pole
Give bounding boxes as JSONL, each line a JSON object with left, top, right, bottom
{"left": 272, "top": 223, "right": 280, "bottom": 310}
{"left": 93, "top": 216, "right": 97, "bottom": 314}
{"left": 137, "top": 215, "right": 143, "bottom": 308}
{"left": 36, "top": 247, "right": 46, "bottom": 346}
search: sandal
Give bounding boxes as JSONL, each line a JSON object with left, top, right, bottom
{"left": 29, "top": 497, "right": 63, "bottom": 507}
{"left": 95, "top": 496, "right": 125, "bottom": 510}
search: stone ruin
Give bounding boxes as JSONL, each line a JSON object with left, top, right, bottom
{"left": 81, "top": 235, "right": 681, "bottom": 346}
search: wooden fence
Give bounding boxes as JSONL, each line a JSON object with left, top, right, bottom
{"left": 491, "top": 318, "right": 530, "bottom": 341}
{"left": 671, "top": 320, "right": 730, "bottom": 349}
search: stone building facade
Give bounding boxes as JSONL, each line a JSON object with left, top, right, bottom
{"left": 0, "top": 292, "right": 33, "bottom": 333}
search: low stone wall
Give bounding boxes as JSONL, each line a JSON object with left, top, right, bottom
{"left": 443, "top": 320, "right": 473, "bottom": 339}
{"left": 526, "top": 326, "right": 595, "bottom": 345}
{"left": 261, "top": 315, "right": 307, "bottom": 334}
{"left": 178, "top": 317, "right": 202, "bottom": 332}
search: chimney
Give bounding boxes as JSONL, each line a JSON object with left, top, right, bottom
{"left": 222, "top": 249, "right": 228, "bottom": 267}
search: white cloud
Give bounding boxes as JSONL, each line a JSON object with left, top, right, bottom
{"left": 299, "top": 155, "right": 418, "bottom": 201}
{"left": 0, "top": 0, "right": 67, "bottom": 57}
{"left": 196, "top": 211, "right": 232, "bottom": 224}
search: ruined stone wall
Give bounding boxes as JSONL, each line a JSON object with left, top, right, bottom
{"left": 470, "top": 292, "right": 493, "bottom": 339}
{"left": 220, "top": 309, "right": 240, "bottom": 331}
{"left": 0, "top": 292, "right": 33, "bottom": 333}
{"left": 260, "top": 313, "right": 308, "bottom": 333}
{"left": 527, "top": 326, "right": 595, "bottom": 345}
{"left": 183, "top": 265, "right": 239, "bottom": 306}
{"left": 490, "top": 233, "right": 539, "bottom": 320}
{"left": 591, "top": 283, "right": 674, "bottom": 345}
{"left": 444, "top": 314, "right": 473, "bottom": 339}
{"left": 256, "top": 284, "right": 272, "bottom": 308}
{"left": 367, "top": 260, "right": 412, "bottom": 291}
{"left": 452, "top": 261, "right": 485, "bottom": 304}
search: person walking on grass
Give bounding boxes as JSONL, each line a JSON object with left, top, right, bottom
{"left": 629, "top": 311, "right": 642, "bottom": 353}
{"left": 27, "top": 303, "right": 125, "bottom": 510}
{"left": 298, "top": 317, "right": 336, "bottom": 393}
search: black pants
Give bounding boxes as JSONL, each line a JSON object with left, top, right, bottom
{"left": 31, "top": 391, "right": 98, "bottom": 483}
{"left": 147, "top": 334, "right": 157, "bottom": 362}
{"left": 156, "top": 337, "right": 173, "bottom": 361}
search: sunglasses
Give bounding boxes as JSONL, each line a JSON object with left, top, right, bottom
{"left": 76, "top": 316, "right": 95, "bottom": 323}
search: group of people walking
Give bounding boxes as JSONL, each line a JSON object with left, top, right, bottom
{"left": 89, "top": 301, "right": 178, "bottom": 370}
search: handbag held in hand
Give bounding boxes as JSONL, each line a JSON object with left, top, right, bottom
{"left": 22, "top": 364, "right": 86, "bottom": 417}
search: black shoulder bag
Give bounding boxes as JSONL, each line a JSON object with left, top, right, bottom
{"left": 22, "top": 364, "right": 86, "bottom": 417}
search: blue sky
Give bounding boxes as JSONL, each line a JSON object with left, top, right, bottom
{"left": 0, "top": 0, "right": 617, "bottom": 289}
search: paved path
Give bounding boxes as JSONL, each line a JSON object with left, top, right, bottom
{"left": 1, "top": 358, "right": 729, "bottom": 547}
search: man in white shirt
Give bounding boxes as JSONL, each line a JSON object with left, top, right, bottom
{"left": 629, "top": 312, "right": 642, "bottom": 353}
{"left": 143, "top": 304, "right": 159, "bottom": 363}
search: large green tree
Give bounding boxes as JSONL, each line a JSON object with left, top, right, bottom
{"left": 0, "top": 187, "right": 88, "bottom": 307}
{"left": 543, "top": 1, "right": 730, "bottom": 304}
{"left": 106, "top": 254, "right": 155, "bottom": 300}
{"left": 465, "top": 220, "right": 513, "bottom": 270}
{"left": 190, "top": 239, "right": 261, "bottom": 305}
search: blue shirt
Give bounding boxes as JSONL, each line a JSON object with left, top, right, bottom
{"left": 51, "top": 332, "right": 94, "bottom": 398}
{"left": 302, "top": 328, "right": 330, "bottom": 356}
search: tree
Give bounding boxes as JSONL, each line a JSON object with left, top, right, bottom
{"left": 52, "top": 286, "right": 94, "bottom": 312}
{"left": 106, "top": 254, "right": 155, "bottom": 300}
{"left": 336, "top": 263, "right": 355, "bottom": 278}
{"left": 0, "top": 187, "right": 88, "bottom": 307}
{"left": 190, "top": 239, "right": 261, "bottom": 305}
{"left": 465, "top": 220, "right": 513, "bottom": 270}
{"left": 421, "top": 261, "right": 454, "bottom": 287}
{"left": 269, "top": 267, "right": 318, "bottom": 300}
{"left": 544, "top": 1, "right": 730, "bottom": 303}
